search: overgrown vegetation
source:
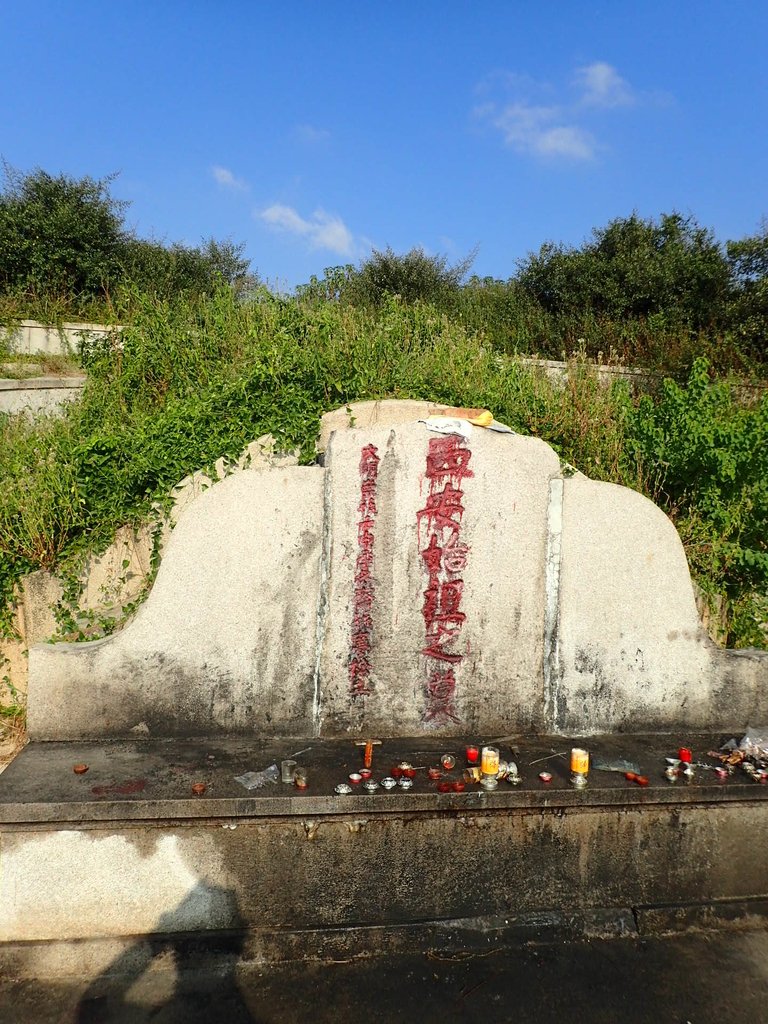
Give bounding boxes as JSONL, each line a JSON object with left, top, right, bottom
{"left": 299, "top": 215, "right": 768, "bottom": 378}
{"left": 1, "top": 169, "right": 766, "bottom": 662}
{"left": 1, "top": 290, "right": 766, "bottom": 650}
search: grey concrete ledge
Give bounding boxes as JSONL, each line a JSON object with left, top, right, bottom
{"left": 0, "top": 375, "right": 86, "bottom": 415}
{"left": 0, "top": 374, "right": 86, "bottom": 391}
{"left": 1, "top": 734, "right": 766, "bottom": 825}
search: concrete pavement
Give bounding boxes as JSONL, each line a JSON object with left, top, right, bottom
{"left": 1, "top": 929, "right": 767, "bottom": 1023}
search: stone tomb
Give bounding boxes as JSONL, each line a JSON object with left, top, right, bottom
{"left": 27, "top": 411, "right": 767, "bottom": 739}
{"left": 2, "top": 405, "right": 767, "bottom": 978}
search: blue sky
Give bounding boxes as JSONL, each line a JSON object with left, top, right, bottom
{"left": 2, "top": 1, "right": 766, "bottom": 289}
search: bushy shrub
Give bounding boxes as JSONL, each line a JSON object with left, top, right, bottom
{"left": 0, "top": 166, "right": 126, "bottom": 303}
{"left": 627, "top": 358, "right": 768, "bottom": 644}
{"left": 516, "top": 212, "right": 731, "bottom": 327}
{"left": 342, "top": 246, "right": 475, "bottom": 307}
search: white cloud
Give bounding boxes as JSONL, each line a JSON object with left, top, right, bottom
{"left": 212, "top": 165, "right": 248, "bottom": 192}
{"left": 490, "top": 101, "right": 596, "bottom": 161}
{"left": 257, "top": 203, "right": 355, "bottom": 256}
{"left": 476, "top": 61, "right": 644, "bottom": 162}
{"left": 575, "top": 62, "right": 635, "bottom": 108}
{"left": 295, "top": 123, "right": 331, "bottom": 144}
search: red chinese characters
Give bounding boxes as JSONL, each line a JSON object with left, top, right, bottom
{"left": 349, "top": 444, "right": 380, "bottom": 698}
{"left": 417, "top": 434, "right": 473, "bottom": 725}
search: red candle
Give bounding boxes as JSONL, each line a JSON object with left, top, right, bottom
{"left": 678, "top": 747, "right": 692, "bottom": 764}
{"left": 428, "top": 767, "right": 442, "bottom": 780}
{"left": 437, "top": 781, "right": 452, "bottom": 793}
{"left": 466, "top": 745, "right": 479, "bottom": 765}
{"left": 452, "top": 781, "right": 465, "bottom": 792}
{"left": 391, "top": 766, "right": 403, "bottom": 779}
{"left": 403, "top": 767, "right": 416, "bottom": 779}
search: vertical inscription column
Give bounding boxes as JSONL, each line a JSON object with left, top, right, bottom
{"left": 417, "top": 434, "right": 473, "bottom": 726}
{"left": 348, "top": 444, "right": 380, "bottom": 699}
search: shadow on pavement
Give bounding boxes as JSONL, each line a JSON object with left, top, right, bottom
{"left": 76, "top": 882, "right": 255, "bottom": 1024}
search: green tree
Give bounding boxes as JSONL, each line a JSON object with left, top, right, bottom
{"left": 517, "top": 212, "right": 731, "bottom": 327}
{"left": 0, "top": 164, "right": 126, "bottom": 300}
{"left": 296, "top": 265, "right": 355, "bottom": 305}
{"left": 0, "top": 164, "right": 253, "bottom": 316}
{"left": 344, "top": 246, "right": 475, "bottom": 307}
{"left": 726, "top": 222, "right": 768, "bottom": 360}
{"left": 118, "top": 237, "right": 250, "bottom": 300}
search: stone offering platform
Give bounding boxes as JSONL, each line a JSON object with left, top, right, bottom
{"left": 1, "top": 733, "right": 767, "bottom": 980}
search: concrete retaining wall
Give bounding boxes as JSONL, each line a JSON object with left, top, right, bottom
{"left": 0, "top": 374, "right": 86, "bottom": 416}
{"left": 1, "top": 319, "right": 117, "bottom": 357}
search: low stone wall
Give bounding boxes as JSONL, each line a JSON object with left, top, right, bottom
{"left": 1, "top": 733, "right": 767, "bottom": 953}
{"left": 1, "top": 320, "right": 118, "bottom": 357}
{"left": 517, "top": 356, "right": 768, "bottom": 404}
{"left": 0, "top": 374, "right": 86, "bottom": 416}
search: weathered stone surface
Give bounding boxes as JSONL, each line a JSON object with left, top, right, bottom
{"left": 4, "top": 435, "right": 297, "bottom": 700}
{"left": 167, "top": 433, "right": 298, "bottom": 528}
{"left": 319, "top": 422, "right": 560, "bottom": 735}
{"left": 555, "top": 476, "right": 767, "bottom": 732}
{"left": 17, "top": 571, "right": 63, "bottom": 648}
{"left": 3, "top": 734, "right": 768, "bottom": 966}
{"left": 2, "top": 798, "right": 767, "bottom": 943}
{"left": 28, "top": 467, "right": 324, "bottom": 738}
{"left": 317, "top": 399, "right": 492, "bottom": 453}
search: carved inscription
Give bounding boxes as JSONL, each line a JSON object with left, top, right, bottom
{"left": 417, "top": 435, "right": 473, "bottom": 725}
{"left": 349, "top": 444, "right": 380, "bottom": 698}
